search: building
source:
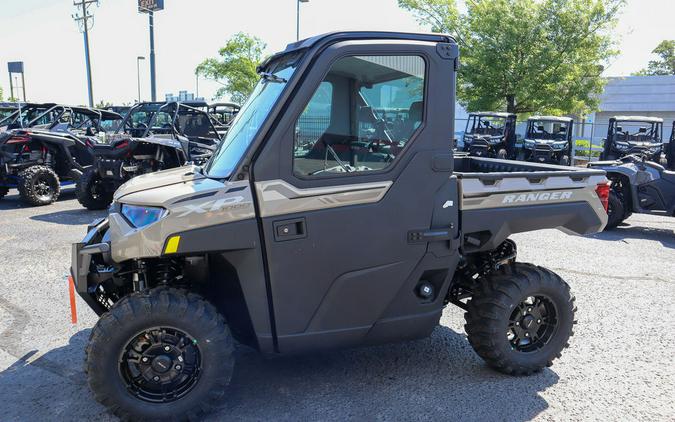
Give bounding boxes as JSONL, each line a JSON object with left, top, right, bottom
{"left": 586, "top": 75, "right": 675, "bottom": 142}
{"left": 164, "top": 91, "right": 205, "bottom": 103}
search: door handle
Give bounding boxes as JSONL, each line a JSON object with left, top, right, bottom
{"left": 273, "top": 218, "right": 307, "bottom": 241}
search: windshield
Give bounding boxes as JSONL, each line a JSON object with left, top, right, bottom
{"left": 204, "top": 53, "right": 301, "bottom": 178}
{"left": 526, "top": 120, "right": 570, "bottom": 141}
{"left": 613, "top": 121, "right": 662, "bottom": 144}
{"left": 465, "top": 115, "right": 506, "bottom": 137}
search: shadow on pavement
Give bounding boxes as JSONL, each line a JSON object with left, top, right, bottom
{"left": 589, "top": 224, "right": 675, "bottom": 249}
{"left": 29, "top": 208, "right": 106, "bottom": 226}
{"left": 0, "top": 187, "right": 78, "bottom": 211}
{"left": 0, "top": 326, "right": 557, "bottom": 421}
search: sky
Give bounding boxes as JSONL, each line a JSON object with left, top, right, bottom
{"left": 0, "top": 0, "right": 673, "bottom": 105}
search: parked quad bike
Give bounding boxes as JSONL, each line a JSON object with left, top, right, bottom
{"left": 0, "top": 105, "right": 122, "bottom": 205}
{"left": 589, "top": 153, "right": 675, "bottom": 229}
{"left": 76, "top": 101, "right": 221, "bottom": 210}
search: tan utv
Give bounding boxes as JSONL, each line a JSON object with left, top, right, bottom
{"left": 71, "top": 31, "right": 609, "bottom": 421}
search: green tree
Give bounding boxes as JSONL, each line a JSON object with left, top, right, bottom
{"left": 399, "top": 0, "right": 623, "bottom": 115}
{"left": 634, "top": 40, "right": 675, "bottom": 76}
{"left": 0, "top": 86, "right": 3, "bottom": 101}
{"left": 196, "top": 32, "right": 266, "bottom": 104}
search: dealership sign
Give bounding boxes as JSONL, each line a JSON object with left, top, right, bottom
{"left": 138, "top": 0, "right": 164, "bottom": 13}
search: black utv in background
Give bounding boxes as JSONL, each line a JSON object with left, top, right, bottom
{"left": 589, "top": 154, "right": 675, "bottom": 228}
{"left": 0, "top": 105, "right": 122, "bottom": 205}
{"left": 600, "top": 116, "right": 664, "bottom": 162}
{"left": 76, "top": 101, "right": 222, "bottom": 210}
{"left": 461, "top": 112, "right": 517, "bottom": 158}
{"left": 518, "top": 116, "right": 573, "bottom": 165}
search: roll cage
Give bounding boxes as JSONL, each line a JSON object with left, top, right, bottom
{"left": 464, "top": 112, "right": 517, "bottom": 138}
{"left": 117, "top": 101, "right": 221, "bottom": 140}
{"left": 606, "top": 117, "right": 663, "bottom": 144}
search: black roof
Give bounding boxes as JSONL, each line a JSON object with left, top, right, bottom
{"left": 259, "top": 31, "right": 456, "bottom": 72}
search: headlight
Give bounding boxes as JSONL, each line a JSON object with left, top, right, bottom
{"left": 121, "top": 204, "right": 167, "bottom": 228}
{"left": 463, "top": 135, "right": 473, "bottom": 144}
{"left": 523, "top": 139, "right": 535, "bottom": 149}
{"left": 552, "top": 142, "right": 567, "bottom": 150}
{"left": 648, "top": 145, "right": 661, "bottom": 153}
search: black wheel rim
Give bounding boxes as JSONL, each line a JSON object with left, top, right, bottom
{"left": 34, "top": 176, "right": 53, "bottom": 201}
{"left": 119, "top": 327, "right": 202, "bottom": 403}
{"left": 507, "top": 295, "right": 558, "bottom": 352}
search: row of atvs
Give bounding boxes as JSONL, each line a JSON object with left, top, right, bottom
{"left": 0, "top": 101, "right": 238, "bottom": 207}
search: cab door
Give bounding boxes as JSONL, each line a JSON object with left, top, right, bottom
{"left": 252, "top": 40, "right": 459, "bottom": 353}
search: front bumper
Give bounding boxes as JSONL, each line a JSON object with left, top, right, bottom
{"left": 70, "top": 217, "right": 112, "bottom": 315}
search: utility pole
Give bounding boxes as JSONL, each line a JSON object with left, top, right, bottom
{"left": 72, "top": 0, "right": 99, "bottom": 107}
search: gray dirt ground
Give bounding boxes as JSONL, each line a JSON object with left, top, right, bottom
{"left": 0, "top": 187, "right": 673, "bottom": 421}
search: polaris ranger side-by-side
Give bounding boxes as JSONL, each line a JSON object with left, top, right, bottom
{"left": 75, "top": 101, "right": 222, "bottom": 210}
{"left": 0, "top": 105, "right": 122, "bottom": 205}
{"left": 461, "top": 111, "right": 517, "bottom": 158}
{"left": 72, "top": 32, "right": 609, "bottom": 421}
{"left": 600, "top": 116, "right": 665, "bottom": 162}
{"left": 518, "top": 116, "right": 573, "bottom": 165}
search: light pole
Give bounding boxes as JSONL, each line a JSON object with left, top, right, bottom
{"left": 296, "top": 0, "right": 309, "bottom": 41}
{"left": 137, "top": 56, "right": 145, "bottom": 103}
{"left": 72, "top": 0, "right": 99, "bottom": 107}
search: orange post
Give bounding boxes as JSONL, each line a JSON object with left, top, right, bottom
{"left": 68, "top": 275, "right": 78, "bottom": 324}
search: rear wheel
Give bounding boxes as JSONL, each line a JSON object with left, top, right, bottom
{"left": 76, "top": 167, "right": 113, "bottom": 210}
{"left": 606, "top": 190, "right": 626, "bottom": 229}
{"left": 85, "top": 288, "right": 235, "bottom": 421}
{"left": 464, "top": 263, "right": 576, "bottom": 375}
{"left": 18, "top": 165, "right": 60, "bottom": 206}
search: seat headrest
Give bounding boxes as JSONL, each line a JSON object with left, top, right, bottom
{"left": 408, "top": 101, "right": 423, "bottom": 122}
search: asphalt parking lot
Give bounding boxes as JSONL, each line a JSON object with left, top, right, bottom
{"left": 0, "top": 187, "right": 673, "bottom": 421}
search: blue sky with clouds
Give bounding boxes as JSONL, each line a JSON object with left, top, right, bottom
{"left": 0, "top": 0, "right": 673, "bottom": 105}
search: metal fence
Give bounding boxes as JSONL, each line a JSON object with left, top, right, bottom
{"left": 455, "top": 118, "right": 673, "bottom": 166}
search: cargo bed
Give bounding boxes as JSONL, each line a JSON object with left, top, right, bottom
{"left": 454, "top": 156, "right": 608, "bottom": 252}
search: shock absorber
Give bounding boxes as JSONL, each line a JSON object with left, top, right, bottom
{"left": 153, "top": 259, "right": 180, "bottom": 285}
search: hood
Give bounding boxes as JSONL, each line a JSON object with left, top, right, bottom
{"left": 114, "top": 165, "right": 208, "bottom": 201}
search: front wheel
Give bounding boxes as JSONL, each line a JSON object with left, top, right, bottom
{"left": 464, "top": 263, "right": 576, "bottom": 375}
{"left": 0, "top": 186, "right": 8, "bottom": 200}
{"left": 76, "top": 167, "right": 113, "bottom": 210}
{"left": 85, "top": 288, "right": 235, "bottom": 421}
{"left": 497, "top": 149, "right": 508, "bottom": 159}
{"left": 18, "top": 165, "right": 60, "bottom": 206}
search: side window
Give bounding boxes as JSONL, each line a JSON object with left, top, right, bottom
{"left": 293, "top": 55, "right": 425, "bottom": 177}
